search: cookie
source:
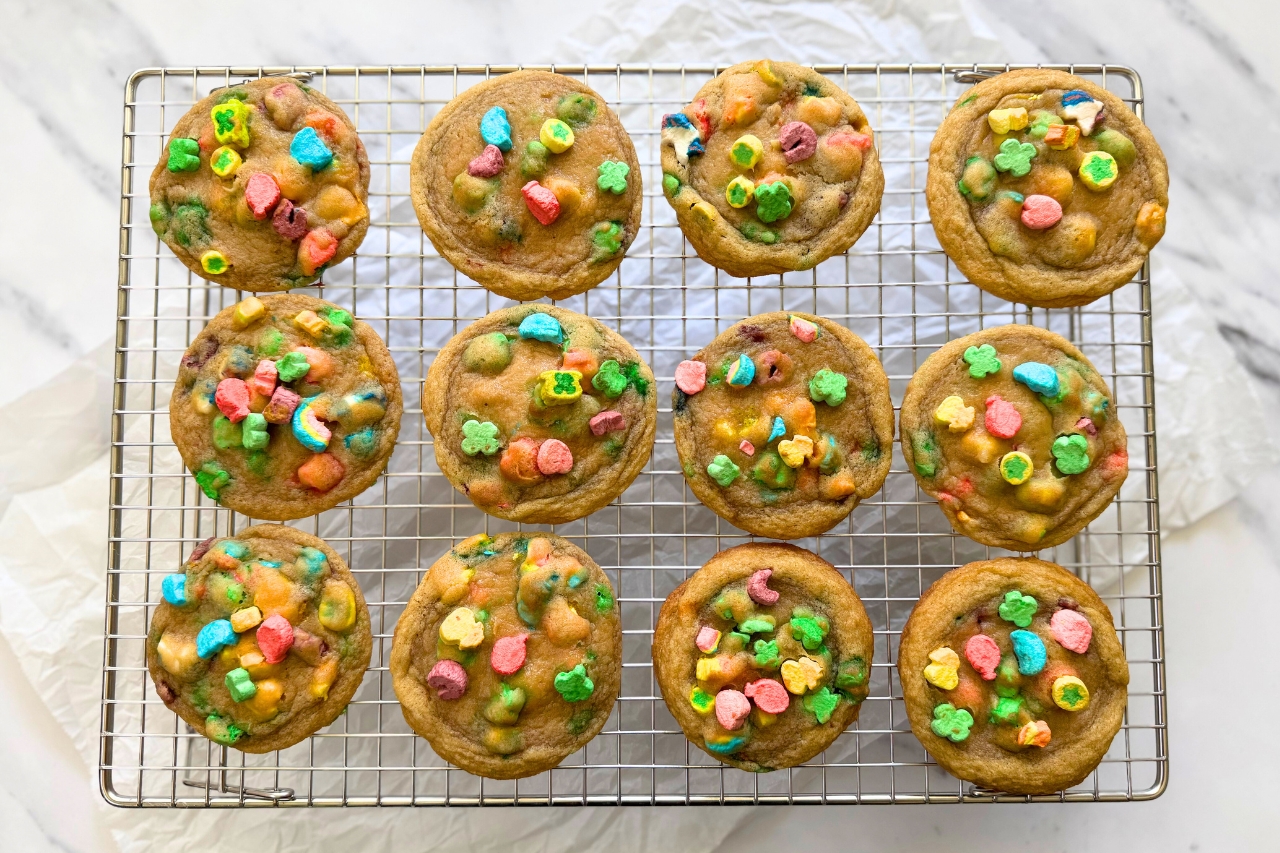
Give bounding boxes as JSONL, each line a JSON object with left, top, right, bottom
{"left": 899, "top": 325, "right": 1127, "bottom": 550}
{"left": 170, "top": 294, "right": 403, "bottom": 521}
{"left": 673, "top": 312, "right": 893, "bottom": 539}
{"left": 390, "top": 534, "right": 621, "bottom": 779}
{"left": 410, "top": 70, "right": 643, "bottom": 301}
{"left": 660, "top": 60, "right": 883, "bottom": 278}
{"left": 898, "top": 557, "right": 1128, "bottom": 794}
{"left": 149, "top": 77, "right": 371, "bottom": 292}
{"left": 146, "top": 524, "right": 372, "bottom": 753}
{"left": 424, "top": 305, "right": 656, "bottom": 525}
{"left": 926, "top": 69, "right": 1168, "bottom": 307}
{"left": 653, "top": 543, "right": 873, "bottom": 772}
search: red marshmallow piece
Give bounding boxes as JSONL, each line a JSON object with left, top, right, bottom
{"left": 984, "top": 395, "right": 1022, "bottom": 439}
{"left": 1020, "top": 194, "right": 1063, "bottom": 230}
{"left": 695, "top": 625, "right": 720, "bottom": 653}
{"left": 744, "top": 678, "right": 790, "bottom": 715}
{"left": 674, "top": 360, "right": 707, "bottom": 395}
{"left": 746, "top": 569, "right": 779, "bottom": 605}
{"left": 250, "top": 359, "right": 278, "bottom": 397}
{"left": 536, "top": 438, "right": 573, "bottom": 475}
{"left": 468, "top": 144, "right": 505, "bottom": 178}
{"left": 521, "top": 181, "right": 561, "bottom": 225}
{"left": 256, "top": 614, "right": 294, "bottom": 664}
{"left": 714, "top": 688, "right": 752, "bottom": 731}
{"left": 263, "top": 386, "right": 301, "bottom": 424}
{"left": 779, "top": 121, "right": 818, "bottom": 163}
{"left": 273, "top": 198, "right": 309, "bottom": 241}
{"left": 964, "top": 633, "right": 1001, "bottom": 681}
{"left": 589, "top": 410, "right": 626, "bottom": 436}
{"left": 1050, "top": 609, "right": 1093, "bottom": 654}
{"left": 490, "top": 633, "right": 528, "bottom": 675}
{"left": 427, "top": 659, "right": 468, "bottom": 700}
{"left": 244, "top": 172, "right": 282, "bottom": 220}
{"left": 214, "top": 378, "right": 251, "bottom": 422}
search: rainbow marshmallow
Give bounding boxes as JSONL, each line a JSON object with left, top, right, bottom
{"left": 291, "top": 396, "right": 332, "bottom": 452}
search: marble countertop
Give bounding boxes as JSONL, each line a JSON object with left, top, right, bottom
{"left": 1, "top": 1, "right": 1277, "bottom": 850}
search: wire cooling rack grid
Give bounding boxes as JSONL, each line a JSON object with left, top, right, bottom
{"left": 103, "top": 64, "right": 1165, "bottom": 806}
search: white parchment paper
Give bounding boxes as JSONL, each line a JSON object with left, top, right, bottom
{"left": 1, "top": 1, "right": 1278, "bottom": 850}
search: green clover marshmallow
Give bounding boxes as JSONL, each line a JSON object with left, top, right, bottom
{"left": 809, "top": 369, "right": 847, "bottom": 406}
{"left": 461, "top": 420, "right": 502, "bottom": 456}
{"left": 931, "top": 703, "right": 974, "bottom": 742}
{"left": 1052, "top": 434, "right": 1091, "bottom": 475}
{"left": 993, "top": 137, "right": 1036, "bottom": 177}
{"left": 962, "top": 344, "right": 1001, "bottom": 378}
{"left": 998, "top": 590, "right": 1038, "bottom": 628}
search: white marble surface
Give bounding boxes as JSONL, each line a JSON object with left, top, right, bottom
{"left": 1, "top": 1, "right": 1278, "bottom": 850}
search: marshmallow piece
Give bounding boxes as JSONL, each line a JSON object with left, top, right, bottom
{"left": 468, "top": 144, "right": 505, "bottom": 178}
{"left": 232, "top": 297, "right": 265, "bottom": 329}
{"left": 964, "top": 634, "right": 1001, "bottom": 680}
{"left": 923, "top": 646, "right": 961, "bottom": 690}
{"left": 747, "top": 569, "right": 779, "bottom": 605}
{"left": 779, "top": 121, "right": 818, "bottom": 163}
{"left": 744, "top": 678, "right": 790, "bottom": 715}
{"left": 490, "top": 634, "right": 528, "bottom": 676}
{"left": 675, "top": 360, "right": 707, "bottom": 395}
{"left": 536, "top": 439, "right": 573, "bottom": 475}
{"left": 297, "top": 452, "right": 345, "bottom": 491}
{"left": 161, "top": 573, "right": 188, "bottom": 606}
{"left": 256, "top": 614, "right": 295, "bottom": 664}
{"left": 714, "top": 688, "right": 751, "bottom": 731}
{"left": 984, "top": 395, "right": 1022, "bottom": 439}
{"left": 1050, "top": 608, "right": 1093, "bottom": 653}
{"left": 1010, "top": 629, "right": 1047, "bottom": 675}
{"left": 230, "top": 606, "right": 263, "bottom": 633}
{"left": 480, "top": 106, "right": 512, "bottom": 151}
{"left": 196, "top": 619, "right": 236, "bottom": 658}
{"left": 427, "top": 659, "right": 468, "bottom": 700}
{"left": 244, "top": 172, "right": 281, "bottom": 220}
{"left": 290, "top": 126, "right": 333, "bottom": 170}
{"left": 214, "top": 378, "right": 250, "bottom": 423}
{"left": 789, "top": 315, "right": 818, "bottom": 342}
{"left": 440, "top": 607, "right": 485, "bottom": 649}
{"left": 521, "top": 181, "right": 561, "bottom": 225}
{"left": 589, "top": 410, "right": 626, "bottom": 436}
{"left": 1020, "top": 194, "right": 1063, "bottom": 230}
{"left": 199, "top": 249, "right": 229, "bottom": 276}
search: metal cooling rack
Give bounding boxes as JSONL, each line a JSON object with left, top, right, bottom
{"left": 102, "top": 64, "right": 1166, "bottom": 806}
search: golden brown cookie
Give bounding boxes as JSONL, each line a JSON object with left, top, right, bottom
{"left": 391, "top": 534, "right": 621, "bottom": 779}
{"left": 898, "top": 557, "right": 1128, "bottom": 794}
{"left": 653, "top": 543, "right": 873, "bottom": 772}
{"left": 146, "top": 524, "right": 372, "bottom": 753}
{"left": 423, "top": 305, "right": 655, "bottom": 525}
{"left": 899, "top": 325, "right": 1127, "bottom": 550}
{"left": 673, "top": 312, "right": 893, "bottom": 539}
{"left": 660, "top": 60, "right": 883, "bottom": 277}
{"left": 926, "top": 69, "right": 1168, "bottom": 307}
{"left": 169, "top": 294, "right": 402, "bottom": 521}
{"left": 149, "top": 77, "right": 371, "bottom": 292}
{"left": 410, "top": 70, "right": 643, "bottom": 301}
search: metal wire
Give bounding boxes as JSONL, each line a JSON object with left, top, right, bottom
{"left": 101, "top": 64, "right": 1166, "bottom": 807}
